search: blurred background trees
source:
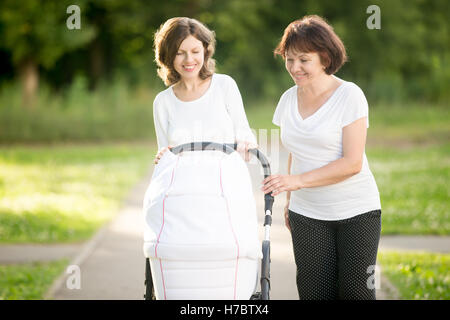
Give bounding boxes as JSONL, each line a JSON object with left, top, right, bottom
{"left": 0, "top": 0, "right": 448, "bottom": 142}
{"left": 0, "top": 0, "right": 95, "bottom": 107}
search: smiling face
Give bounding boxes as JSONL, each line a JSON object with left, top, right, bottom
{"left": 173, "top": 35, "right": 205, "bottom": 81}
{"left": 285, "top": 49, "right": 326, "bottom": 87}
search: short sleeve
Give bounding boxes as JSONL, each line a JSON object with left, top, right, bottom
{"left": 153, "top": 93, "right": 169, "bottom": 150}
{"left": 224, "top": 75, "right": 257, "bottom": 145}
{"left": 341, "top": 84, "right": 370, "bottom": 128}
{"left": 272, "top": 89, "right": 290, "bottom": 127}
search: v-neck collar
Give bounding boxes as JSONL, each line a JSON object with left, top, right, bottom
{"left": 295, "top": 79, "right": 346, "bottom": 122}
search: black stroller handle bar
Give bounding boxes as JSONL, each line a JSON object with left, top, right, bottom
{"left": 170, "top": 142, "right": 272, "bottom": 178}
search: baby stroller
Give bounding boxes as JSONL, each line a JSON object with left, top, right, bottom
{"left": 143, "top": 142, "right": 274, "bottom": 300}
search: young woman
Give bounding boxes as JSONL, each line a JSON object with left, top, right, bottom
{"left": 262, "top": 15, "right": 382, "bottom": 300}
{"left": 152, "top": 17, "right": 256, "bottom": 163}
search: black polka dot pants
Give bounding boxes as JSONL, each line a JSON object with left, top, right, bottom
{"left": 288, "top": 209, "right": 381, "bottom": 300}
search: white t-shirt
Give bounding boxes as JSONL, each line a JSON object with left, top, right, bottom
{"left": 273, "top": 76, "right": 381, "bottom": 221}
{"left": 153, "top": 73, "right": 257, "bottom": 150}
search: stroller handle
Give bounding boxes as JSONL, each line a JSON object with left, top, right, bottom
{"left": 170, "top": 142, "right": 272, "bottom": 178}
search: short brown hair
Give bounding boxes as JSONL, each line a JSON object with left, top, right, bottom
{"left": 154, "top": 17, "right": 216, "bottom": 86}
{"left": 274, "top": 15, "right": 347, "bottom": 75}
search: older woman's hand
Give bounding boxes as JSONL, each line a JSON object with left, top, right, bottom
{"left": 261, "top": 174, "right": 302, "bottom": 196}
{"left": 154, "top": 146, "right": 173, "bottom": 164}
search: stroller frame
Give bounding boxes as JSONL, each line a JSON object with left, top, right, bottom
{"left": 144, "top": 142, "right": 274, "bottom": 300}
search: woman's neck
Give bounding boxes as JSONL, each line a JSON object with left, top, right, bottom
{"left": 172, "top": 75, "right": 213, "bottom": 102}
{"left": 299, "top": 74, "right": 337, "bottom": 97}
{"left": 176, "top": 76, "right": 206, "bottom": 92}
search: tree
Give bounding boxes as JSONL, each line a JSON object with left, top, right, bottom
{"left": 0, "top": 0, "right": 95, "bottom": 107}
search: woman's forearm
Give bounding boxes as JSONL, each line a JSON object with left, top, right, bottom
{"left": 297, "top": 156, "right": 362, "bottom": 189}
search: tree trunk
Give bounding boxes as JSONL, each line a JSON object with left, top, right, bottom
{"left": 89, "top": 37, "right": 104, "bottom": 90}
{"left": 19, "top": 58, "right": 39, "bottom": 108}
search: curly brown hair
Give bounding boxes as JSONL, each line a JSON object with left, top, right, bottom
{"left": 274, "top": 15, "right": 347, "bottom": 75}
{"left": 154, "top": 17, "right": 216, "bottom": 86}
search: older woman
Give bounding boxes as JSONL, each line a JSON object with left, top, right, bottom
{"left": 262, "top": 15, "right": 382, "bottom": 300}
{"left": 152, "top": 17, "right": 256, "bottom": 163}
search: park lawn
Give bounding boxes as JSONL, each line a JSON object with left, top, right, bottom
{"left": 0, "top": 142, "right": 155, "bottom": 243}
{"left": 368, "top": 104, "right": 450, "bottom": 146}
{"left": 378, "top": 250, "right": 450, "bottom": 300}
{"left": 0, "top": 259, "right": 68, "bottom": 300}
{"left": 368, "top": 144, "right": 450, "bottom": 235}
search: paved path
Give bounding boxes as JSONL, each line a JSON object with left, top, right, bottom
{"left": 379, "top": 236, "right": 450, "bottom": 253}
{"left": 1, "top": 146, "right": 448, "bottom": 300}
{"left": 47, "top": 171, "right": 151, "bottom": 300}
{"left": 0, "top": 244, "right": 83, "bottom": 265}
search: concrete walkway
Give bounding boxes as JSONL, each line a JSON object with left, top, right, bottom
{"left": 379, "top": 236, "right": 449, "bottom": 253}
{"left": 1, "top": 147, "right": 448, "bottom": 300}
{"left": 0, "top": 244, "right": 83, "bottom": 265}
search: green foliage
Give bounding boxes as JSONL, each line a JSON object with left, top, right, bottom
{"left": 0, "top": 77, "right": 157, "bottom": 143}
{"left": 1, "top": 0, "right": 448, "bottom": 104}
{"left": 198, "top": 0, "right": 450, "bottom": 103}
{"left": 378, "top": 251, "right": 450, "bottom": 300}
{"left": 0, "top": 0, "right": 95, "bottom": 68}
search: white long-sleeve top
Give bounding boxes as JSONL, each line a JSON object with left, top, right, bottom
{"left": 153, "top": 73, "right": 257, "bottom": 150}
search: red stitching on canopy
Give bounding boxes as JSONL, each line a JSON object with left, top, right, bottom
{"left": 154, "top": 155, "right": 180, "bottom": 300}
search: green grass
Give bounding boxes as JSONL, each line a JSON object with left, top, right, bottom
{"left": 368, "top": 104, "right": 450, "bottom": 145}
{"left": 378, "top": 251, "right": 450, "bottom": 300}
{"left": 0, "top": 142, "right": 155, "bottom": 243}
{"left": 368, "top": 144, "right": 450, "bottom": 235}
{"left": 246, "top": 102, "right": 279, "bottom": 131}
{"left": 0, "top": 259, "right": 68, "bottom": 300}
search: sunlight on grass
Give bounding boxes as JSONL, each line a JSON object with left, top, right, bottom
{"left": 368, "top": 144, "right": 450, "bottom": 235}
{"left": 0, "top": 143, "right": 155, "bottom": 243}
{"left": 378, "top": 251, "right": 450, "bottom": 300}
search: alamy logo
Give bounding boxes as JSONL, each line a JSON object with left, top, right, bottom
{"left": 366, "top": 5, "right": 381, "bottom": 30}
{"left": 66, "top": 5, "right": 81, "bottom": 30}
{"left": 66, "top": 265, "right": 81, "bottom": 290}
{"left": 367, "top": 265, "right": 381, "bottom": 290}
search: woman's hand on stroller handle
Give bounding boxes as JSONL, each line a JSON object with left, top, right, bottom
{"left": 154, "top": 145, "right": 173, "bottom": 164}
{"left": 261, "top": 174, "right": 303, "bottom": 196}
{"left": 237, "top": 141, "right": 258, "bottom": 162}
